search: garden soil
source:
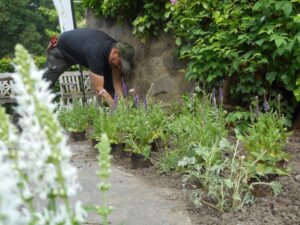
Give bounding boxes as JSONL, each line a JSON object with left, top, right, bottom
{"left": 68, "top": 130, "right": 300, "bottom": 225}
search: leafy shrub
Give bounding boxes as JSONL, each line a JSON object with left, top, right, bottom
{"left": 238, "top": 112, "right": 291, "bottom": 176}
{"left": 0, "top": 56, "right": 47, "bottom": 72}
{"left": 0, "top": 58, "right": 14, "bottom": 72}
{"left": 166, "top": 0, "right": 300, "bottom": 117}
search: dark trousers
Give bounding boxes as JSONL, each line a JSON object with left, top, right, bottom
{"left": 43, "top": 47, "right": 74, "bottom": 88}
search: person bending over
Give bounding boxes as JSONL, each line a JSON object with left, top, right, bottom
{"left": 43, "top": 28, "right": 135, "bottom": 107}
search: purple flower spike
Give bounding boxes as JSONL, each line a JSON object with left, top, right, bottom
{"left": 143, "top": 96, "right": 148, "bottom": 110}
{"left": 212, "top": 88, "right": 217, "bottom": 106}
{"left": 219, "top": 86, "right": 223, "bottom": 105}
{"left": 170, "top": 0, "right": 177, "bottom": 5}
{"left": 263, "top": 92, "right": 270, "bottom": 112}
{"left": 111, "top": 94, "right": 118, "bottom": 112}
{"left": 255, "top": 96, "right": 260, "bottom": 118}
{"left": 122, "top": 77, "right": 128, "bottom": 97}
{"left": 134, "top": 95, "right": 139, "bottom": 107}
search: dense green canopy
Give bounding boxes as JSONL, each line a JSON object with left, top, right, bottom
{"left": 0, "top": 0, "right": 59, "bottom": 57}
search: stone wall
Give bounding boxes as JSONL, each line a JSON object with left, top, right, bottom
{"left": 86, "top": 10, "right": 192, "bottom": 101}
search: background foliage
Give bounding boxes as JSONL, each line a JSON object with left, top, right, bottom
{"left": 0, "top": 0, "right": 59, "bottom": 58}
{"left": 83, "top": 0, "right": 300, "bottom": 119}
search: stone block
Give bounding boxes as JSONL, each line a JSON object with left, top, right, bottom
{"left": 151, "top": 77, "right": 174, "bottom": 97}
{"left": 143, "top": 57, "right": 168, "bottom": 79}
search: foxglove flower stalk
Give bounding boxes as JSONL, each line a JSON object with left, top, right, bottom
{"left": 12, "top": 44, "right": 86, "bottom": 224}
{"left": 122, "top": 77, "right": 128, "bottom": 97}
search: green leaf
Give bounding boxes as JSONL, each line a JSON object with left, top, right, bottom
{"left": 175, "top": 37, "right": 182, "bottom": 46}
{"left": 266, "top": 72, "right": 277, "bottom": 84}
{"left": 138, "top": 26, "right": 145, "bottom": 32}
{"left": 164, "top": 11, "right": 171, "bottom": 19}
{"left": 282, "top": 2, "right": 293, "bottom": 17}
{"left": 255, "top": 39, "right": 265, "bottom": 46}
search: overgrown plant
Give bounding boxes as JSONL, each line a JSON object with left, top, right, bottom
{"left": 160, "top": 92, "right": 227, "bottom": 171}
{"left": 238, "top": 112, "right": 291, "bottom": 176}
{"left": 179, "top": 138, "right": 283, "bottom": 212}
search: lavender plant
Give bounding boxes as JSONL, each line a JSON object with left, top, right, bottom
{"left": 58, "top": 100, "right": 90, "bottom": 132}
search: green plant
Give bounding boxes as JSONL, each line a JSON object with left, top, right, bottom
{"left": 92, "top": 108, "right": 119, "bottom": 144}
{"left": 159, "top": 92, "right": 227, "bottom": 171}
{"left": 238, "top": 112, "right": 292, "bottom": 176}
{"left": 0, "top": 57, "right": 14, "bottom": 72}
{"left": 58, "top": 101, "right": 90, "bottom": 132}
{"left": 166, "top": 0, "right": 300, "bottom": 118}
{"left": 225, "top": 109, "right": 254, "bottom": 134}
{"left": 294, "top": 77, "right": 300, "bottom": 101}
{"left": 0, "top": 55, "right": 46, "bottom": 72}
{"left": 133, "top": 1, "right": 166, "bottom": 42}
{"left": 33, "top": 55, "right": 47, "bottom": 69}
{"left": 95, "top": 133, "right": 113, "bottom": 225}
{"left": 179, "top": 138, "right": 283, "bottom": 212}
{"left": 116, "top": 98, "right": 167, "bottom": 158}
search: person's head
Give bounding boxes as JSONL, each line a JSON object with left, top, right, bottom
{"left": 109, "top": 41, "right": 135, "bottom": 76}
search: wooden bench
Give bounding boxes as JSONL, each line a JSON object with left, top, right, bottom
{"left": 0, "top": 71, "right": 94, "bottom": 105}
{"left": 0, "top": 73, "right": 15, "bottom": 104}
{"left": 59, "top": 71, "right": 94, "bottom": 104}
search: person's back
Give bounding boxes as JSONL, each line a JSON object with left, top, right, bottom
{"left": 43, "top": 28, "right": 135, "bottom": 107}
{"left": 58, "top": 28, "right": 116, "bottom": 76}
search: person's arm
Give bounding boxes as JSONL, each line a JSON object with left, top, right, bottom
{"left": 90, "top": 72, "right": 114, "bottom": 107}
{"left": 112, "top": 66, "right": 123, "bottom": 97}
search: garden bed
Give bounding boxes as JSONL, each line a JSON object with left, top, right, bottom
{"left": 107, "top": 132, "right": 300, "bottom": 225}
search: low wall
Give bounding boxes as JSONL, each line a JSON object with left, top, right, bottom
{"left": 86, "top": 10, "right": 192, "bottom": 102}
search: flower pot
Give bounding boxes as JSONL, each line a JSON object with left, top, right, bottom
{"left": 91, "top": 138, "right": 99, "bottom": 147}
{"left": 151, "top": 138, "right": 163, "bottom": 152}
{"left": 70, "top": 131, "right": 86, "bottom": 141}
{"left": 111, "top": 143, "right": 128, "bottom": 158}
{"left": 131, "top": 153, "right": 152, "bottom": 169}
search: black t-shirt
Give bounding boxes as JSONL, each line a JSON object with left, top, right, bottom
{"left": 58, "top": 28, "right": 116, "bottom": 92}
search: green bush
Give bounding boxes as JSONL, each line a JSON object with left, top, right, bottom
{"left": 166, "top": 0, "right": 300, "bottom": 117}
{"left": 0, "top": 56, "right": 47, "bottom": 72}
{"left": 238, "top": 112, "right": 291, "bottom": 176}
{"left": 0, "top": 58, "right": 14, "bottom": 72}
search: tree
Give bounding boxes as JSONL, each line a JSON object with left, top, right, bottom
{"left": 0, "top": 0, "right": 59, "bottom": 58}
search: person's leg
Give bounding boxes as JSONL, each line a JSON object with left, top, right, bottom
{"left": 43, "top": 47, "right": 73, "bottom": 88}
